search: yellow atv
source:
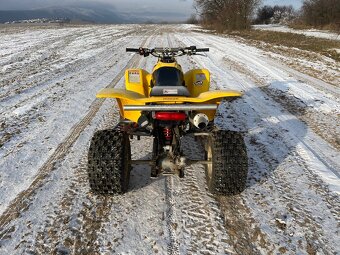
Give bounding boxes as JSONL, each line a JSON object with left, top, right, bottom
{"left": 87, "top": 46, "right": 248, "bottom": 195}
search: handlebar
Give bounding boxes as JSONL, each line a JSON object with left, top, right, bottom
{"left": 195, "top": 48, "right": 209, "bottom": 52}
{"left": 126, "top": 46, "right": 209, "bottom": 58}
{"left": 126, "top": 48, "right": 140, "bottom": 52}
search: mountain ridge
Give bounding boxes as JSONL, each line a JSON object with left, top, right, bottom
{"left": 0, "top": 5, "right": 188, "bottom": 24}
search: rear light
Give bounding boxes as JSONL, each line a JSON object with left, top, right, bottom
{"left": 154, "top": 112, "right": 187, "bottom": 121}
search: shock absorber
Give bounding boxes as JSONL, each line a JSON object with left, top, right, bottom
{"left": 163, "top": 127, "right": 172, "bottom": 141}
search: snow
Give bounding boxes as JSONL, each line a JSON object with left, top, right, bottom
{"left": 0, "top": 25, "right": 143, "bottom": 218}
{"left": 253, "top": 24, "right": 340, "bottom": 41}
{"left": 0, "top": 24, "right": 339, "bottom": 254}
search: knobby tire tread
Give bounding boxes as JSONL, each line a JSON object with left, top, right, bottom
{"left": 208, "top": 130, "right": 248, "bottom": 195}
{"left": 87, "top": 129, "right": 130, "bottom": 194}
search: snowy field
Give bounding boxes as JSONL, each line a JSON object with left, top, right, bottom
{"left": 253, "top": 24, "right": 340, "bottom": 41}
{"left": 0, "top": 24, "right": 339, "bottom": 254}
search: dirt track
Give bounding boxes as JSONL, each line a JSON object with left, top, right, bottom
{"left": 0, "top": 24, "right": 339, "bottom": 254}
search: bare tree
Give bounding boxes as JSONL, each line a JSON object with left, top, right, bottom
{"left": 302, "top": 0, "right": 340, "bottom": 29}
{"left": 270, "top": 5, "right": 295, "bottom": 24}
{"left": 186, "top": 14, "right": 200, "bottom": 24}
{"left": 255, "top": 5, "right": 274, "bottom": 24}
{"left": 195, "top": 0, "right": 261, "bottom": 31}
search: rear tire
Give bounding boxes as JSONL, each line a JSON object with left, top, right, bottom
{"left": 87, "top": 128, "right": 131, "bottom": 194}
{"left": 204, "top": 130, "right": 248, "bottom": 195}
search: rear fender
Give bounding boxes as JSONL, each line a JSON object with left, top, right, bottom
{"left": 97, "top": 88, "right": 242, "bottom": 123}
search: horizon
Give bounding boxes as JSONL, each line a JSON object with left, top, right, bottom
{"left": 0, "top": 0, "right": 304, "bottom": 12}
{"left": 0, "top": 0, "right": 304, "bottom": 23}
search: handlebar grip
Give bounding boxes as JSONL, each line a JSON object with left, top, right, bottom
{"left": 196, "top": 48, "right": 209, "bottom": 52}
{"left": 126, "top": 48, "right": 140, "bottom": 52}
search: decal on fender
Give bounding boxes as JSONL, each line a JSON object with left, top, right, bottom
{"left": 128, "top": 70, "right": 141, "bottom": 83}
{"left": 195, "top": 73, "right": 206, "bottom": 86}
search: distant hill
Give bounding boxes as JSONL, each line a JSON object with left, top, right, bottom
{"left": 121, "top": 11, "right": 187, "bottom": 23}
{"left": 0, "top": 5, "right": 187, "bottom": 24}
{"left": 0, "top": 6, "right": 127, "bottom": 24}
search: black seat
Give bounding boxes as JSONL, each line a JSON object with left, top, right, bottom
{"left": 153, "top": 67, "right": 183, "bottom": 86}
{"left": 150, "top": 67, "right": 190, "bottom": 97}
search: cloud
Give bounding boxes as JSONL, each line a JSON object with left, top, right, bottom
{"left": 0, "top": 0, "right": 115, "bottom": 10}
{"left": 0, "top": 0, "right": 194, "bottom": 11}
{"left": 0, "top": 0, "right": 195, "bottom": 22}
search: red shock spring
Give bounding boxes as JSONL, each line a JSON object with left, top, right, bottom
{"left": 163, "top": 128, "right": 172, "bottom": 141}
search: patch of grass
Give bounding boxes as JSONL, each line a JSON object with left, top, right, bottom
{"left": 289, "top": 22, "right": 340, "bottom": 33}
{"left": 288, "top": 23, "right": 316, "bottom": 30}
{"left": 228, "top": 30, "right": 340, "bottom": 61}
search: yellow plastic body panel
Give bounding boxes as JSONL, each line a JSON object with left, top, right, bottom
{"left": 97, "top": 88, "right": 242, "bottom": 123}
{"left": 152, "top": 61, "right": 183, "bottom": 73}
{"left": 125, "top": 69, "right": 151, "bottom": 96}
{"left": 184, "top": 69, "right": 210, "bottom": 97}
{"left": 104, "top": 59, "right": 242, "bottom": 123}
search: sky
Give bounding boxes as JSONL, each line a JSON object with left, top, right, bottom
{"left": 0, "top": 0, "right": 303, "bottom": 11}
{"left": 0, "top": 0, "right": 192, "bottom": 12}
{"left": 263, "top": 0, "right": 303, "bottom": 8}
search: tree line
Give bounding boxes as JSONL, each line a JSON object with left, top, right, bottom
{"left": 255, "top": 5, "right": 295, "bottom": 25}
{"left": 194, "top": 0, "right": 261, "bottom": 31}
{"left": 193, "top": 0, "right": 340, "bottom": 31}
{"left": 301, "top": 0, "right": 339, "bottom": 29}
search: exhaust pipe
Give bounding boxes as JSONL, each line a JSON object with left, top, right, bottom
{"left": 190, "top": 113, "right": 209, "bottom": 129}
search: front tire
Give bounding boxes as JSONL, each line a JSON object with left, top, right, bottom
{"left": 204, "top": 130, "right": 248, "bottom": 195}
{"left": 87, "top": 128, "right": 131, "bottom": 194}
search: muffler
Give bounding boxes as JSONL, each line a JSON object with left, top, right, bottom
{"left": 190, "top": 113, "right": 209, "bottom": 129}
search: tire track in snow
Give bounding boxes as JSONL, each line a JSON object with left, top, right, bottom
{"left": 2, "top": 25, "right": 338, "bottom": 254}
{"left": 6, "top": 103, "right": 120, "bottom": 254}
{"left": 37, "top": 32, "right": 169, "bottom": 255}
{"left": 65, "top": 34, "right": 159, "bottom": 253}
{"left": 172, "top": 32, "right": 265, "bottom": 254}
{"left": 0, "top": 26, "right": 138, "bottom": 100}
{"left": 184, "top": 33, "right": 339, "bottom": 183}
{"left": 220, "top": 54, "right": 340, "bottom": 151}
{"left": 0, "top": 98, "right": 105, "bottom": 239}
{"left": 0, "top": 29, "right": 159, "bottom": 254}
{"left": 169, "top": 33, "right": 254, "bottom": 254}
{"left": 176, "top": 32, "right": 340, "bottom": 253}
{"left": 0, "top": 27, "right": 97, "bottom": 99}
{"left": 177, "top": 136, "right": 237, "bottom": 255}
{"left": 0, "top": 30, "right": 155, "bottom": 237}
{"left": 165, "top": 177, "right": 180, "bottom": 255}
{"left": 0, "top": 27, "right": 142, "bottom": 113}
{"left": 193, "top": 33, "right": 340, "bottom": 150}
{"left": 219, "top": 96, "right": 340, "bottom": 253}
{"left": 218, "top": 196, "right": 262, "bottom": 255}
{"left": 0, "top": 29, "right": 143, "bottom": 158}
{"left": 163, "top": 31, "right": 181, "bottom": 255}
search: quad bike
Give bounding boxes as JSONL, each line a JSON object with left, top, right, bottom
{"left": 87, "top": 46, "right": 248, "bottom": 195}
